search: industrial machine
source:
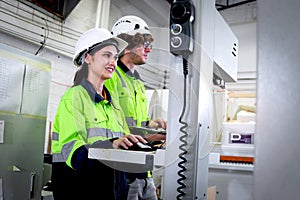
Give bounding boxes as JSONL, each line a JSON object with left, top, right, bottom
{"left": 164, "top": 0, "right": 239, "bottom": 199}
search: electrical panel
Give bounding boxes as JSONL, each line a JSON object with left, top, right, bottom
{"left": 213, "top": 10, "right": 238, "bottom": 82}
{"left": 17, "top": 0, "right": 81, "bottom": 20}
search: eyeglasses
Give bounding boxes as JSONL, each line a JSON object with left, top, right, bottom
{"left": 144, "top": 42, "right": 153, "bottom": 50}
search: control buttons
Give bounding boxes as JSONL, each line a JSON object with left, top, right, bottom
{"left": 170, "top": 36, "right": 182, "bottom": 48}
{"left": 170, "top": 24, "right": 182, "bottom": 35}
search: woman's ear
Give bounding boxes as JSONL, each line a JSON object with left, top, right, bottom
{"left": 84, "top": 53, "right": 92, "bottom": 65}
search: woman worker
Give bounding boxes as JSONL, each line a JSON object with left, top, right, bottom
{"left": 51, "top": 28, "right": 147, "bottom": 200}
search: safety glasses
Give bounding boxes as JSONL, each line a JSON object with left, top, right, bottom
{"left": 143, "top": 41, "right": 152, "bottom": 50}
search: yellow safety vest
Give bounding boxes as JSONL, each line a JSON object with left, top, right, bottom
{"left": 52, "top": 79, "right": 129, "bottom": 168}
{"left": 105, "top": 64, "right": 150, "bottom": 127}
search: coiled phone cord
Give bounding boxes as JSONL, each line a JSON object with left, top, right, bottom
{"left": 176, "top": 57, "right": 189, "bottom": 199}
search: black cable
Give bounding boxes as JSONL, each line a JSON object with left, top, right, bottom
{"left": 176, "top": 56, "right": 189, "bottom": 200}
{"left": 35, "top": 17, "right": 49, "bottom": 55}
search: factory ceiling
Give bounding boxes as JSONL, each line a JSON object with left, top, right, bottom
{"left": 215, "top": 0, "right": 256, "bottom": 10}
{"left": 166, "top": 0, "right": 256, "bottom": 11}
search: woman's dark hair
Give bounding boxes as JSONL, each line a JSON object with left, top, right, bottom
{"left": 73, "top": 63, "right": 88, "bottom": 86}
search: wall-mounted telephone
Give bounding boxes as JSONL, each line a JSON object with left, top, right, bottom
{"left": 170, "top": 0, "right": 195, "bottom": 56}
{"left": 169, "top": 1, "right": 196, "bottom": 198}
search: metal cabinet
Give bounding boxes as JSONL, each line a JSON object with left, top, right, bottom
{"left": 0, "top": 44, "right": 51, "bottom": 200}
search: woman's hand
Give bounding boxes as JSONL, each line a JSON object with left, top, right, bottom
{"left": 112, "top": 134, "right": 147, "bottom": 149}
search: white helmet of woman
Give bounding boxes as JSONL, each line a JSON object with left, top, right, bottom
{"left": 111, "top": 15, "right": 151, "bottom": 36}
{"left": 73, "top": 28, "right": 128, "bottom": 66}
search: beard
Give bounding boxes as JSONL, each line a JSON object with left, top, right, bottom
{"left": 129, "top": 52, "right": 146, "bottom": 65}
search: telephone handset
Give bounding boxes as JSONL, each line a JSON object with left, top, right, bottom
{"left": 170, "top": 0, "right": 195, "bottom": 57}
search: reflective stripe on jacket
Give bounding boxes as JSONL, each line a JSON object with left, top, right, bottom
{"left": 105, "top": 64, "right": 150, "bottom": 127}
{"left": 52, "top": 79, "right": 130, "bottom": 168}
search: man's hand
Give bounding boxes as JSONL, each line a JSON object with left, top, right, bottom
{"left": 144, "top": 133, "right": 166, "bottom": 142}
{"left": 148, "top": 118, "right": 167, "bottom": 130}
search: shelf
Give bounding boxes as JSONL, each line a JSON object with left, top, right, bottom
{"left": 88, "top": 148, "right": 166, "bottom": 172}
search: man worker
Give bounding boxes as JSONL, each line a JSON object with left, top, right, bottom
{"left": 105, "top": 15, "right": 167, "bottom": 200}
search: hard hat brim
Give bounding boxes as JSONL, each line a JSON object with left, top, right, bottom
{"left": 114, "top": 36, "right": 128, "bottom": 53}
{"left": 74, "top": 36, "right": 128, "bottom": 66}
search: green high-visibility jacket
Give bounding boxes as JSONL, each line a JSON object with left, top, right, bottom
{"left": 105, "top": 61, "right": 150, "bottom": 128}
{"left": 52, "top": 79, "right": 129, "bottom": 168}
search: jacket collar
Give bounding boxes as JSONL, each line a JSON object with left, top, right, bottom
{"left": 80, "top": 79, "right": 111, "bottom": 103}
{"left": 117, "top": 60, "right": 142, "bottom": 80}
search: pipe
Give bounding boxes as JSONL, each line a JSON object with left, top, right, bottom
{"left": 95, "top": 0, "right": 111, "bottom": 29}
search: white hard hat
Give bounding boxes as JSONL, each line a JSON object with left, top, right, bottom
{"left": 73, "top": 28, "right": 128, "bottom": 66}
{"left": 111, "top": 15, "right": 151, "bottom": 36}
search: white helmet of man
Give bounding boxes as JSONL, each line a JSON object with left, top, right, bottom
{"left": 73, "top": 28, "right": 128, "bottom": 66}
{"left": 111, "top": 15, "right": 151, "bottom": 36}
